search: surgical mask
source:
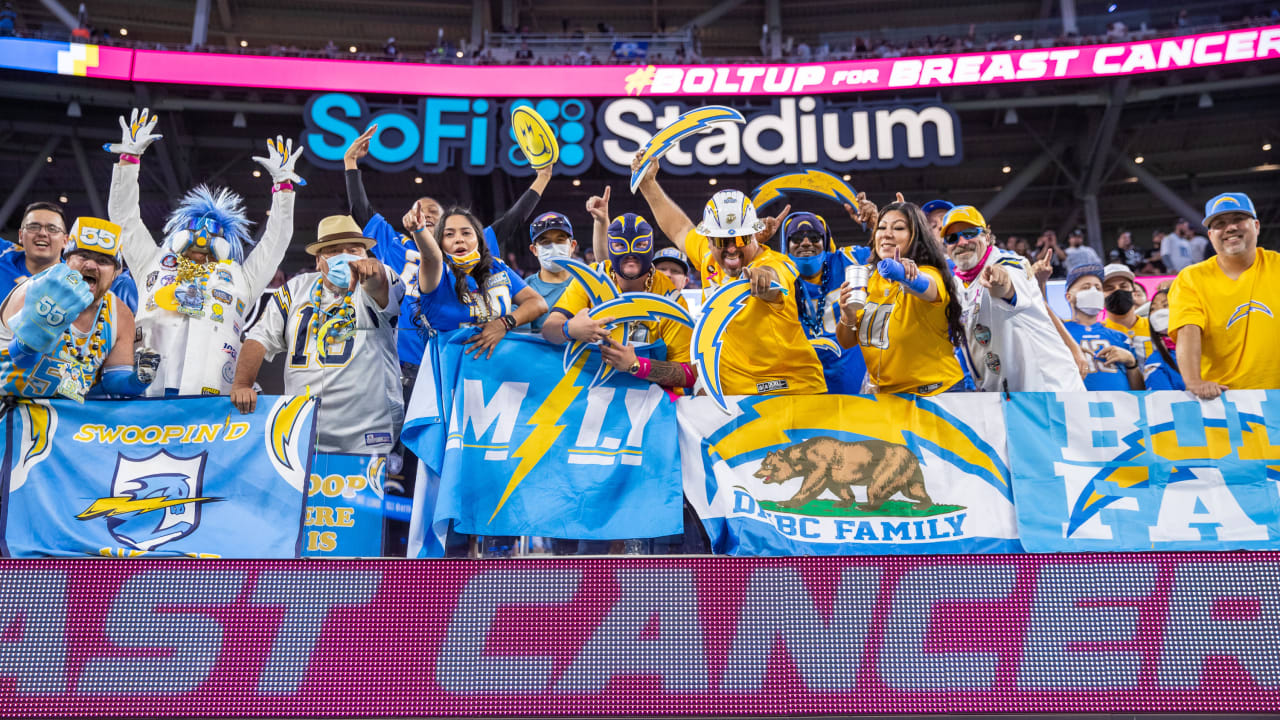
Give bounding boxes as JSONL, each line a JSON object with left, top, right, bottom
{"left": 537, "top": 243, "right": 572, "bottom": 270}
{"left": 447, "top": 247, "right": 482, "bottom": 273}
{"left": 1135, "top": 302, "right": 1151, "bottom": 318}
{"left": 791, "top": 252, "right": 826, "bottom": 277}
{"left": 324, "top": 253, "right": 360, "bottom": 289}
{"left": 1104, "top": 289, "right": 1135, "bottom": 316}
{"left": 1074, "top": 287, "right": 1105, "bottom": 315}
{"left": 1149, "top": 308, "right": 1170, "bottom": 334}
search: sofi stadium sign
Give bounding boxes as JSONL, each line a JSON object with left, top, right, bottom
{"left": 2, "top": 26, "right": 1278, "bottom": 96}
{"left": 304, "top": 94, "right": 960, "bottom": 175}
{"left": 1, "top": 555, "right": 1277, "bottom": 716}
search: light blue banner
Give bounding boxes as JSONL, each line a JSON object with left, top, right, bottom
{"left": 1006, "top": 390, "right": 1280, "bottom": 552}
{"left": 304, "top": 452, "right": 387, "bottom": 557}
{"left": 1, "top": 395, "right": 317, "bottom": 558}
{"left": 402, "top": 330, "right": 682, "bottom": 554}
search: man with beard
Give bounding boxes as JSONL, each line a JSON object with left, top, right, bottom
{"left": 941, "top": 206, "right": 1082, "bottom": 392}
{"left": 0, "top": 217, "right": 157, "bottom": 399}
{"left": 631, "top": 153, "right": 825, "bottom": 396}
{"left": 1170, "top": 192, "right": 1280, "bottom": 399}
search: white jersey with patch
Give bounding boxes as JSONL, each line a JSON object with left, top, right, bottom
{"left": 249, "top": 269, "right": 404, "bottom": 454}
{"left": 952, "top": 249, "right": 1084, "bottom": 392}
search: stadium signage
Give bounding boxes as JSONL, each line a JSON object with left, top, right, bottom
{"left": 304, "top": 93, "right": 961, "bottom": 175}
{"left": 2, "top": 557, "right": 1276, "bottom": 714}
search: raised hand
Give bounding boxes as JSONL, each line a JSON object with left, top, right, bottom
{"left": 586, "top": 185, "right": 612, "bottom": 224}
{"left": 757, "top": 203, "right": 791, "bottom": 244}
{"left": 978, "top": 264, "right": 1013, "bottom": 298}
{"left": 343, "top": 124, "right": 377, "bottom": 169}
{"left": 252, "top": 135, "right": 307, "bottom": 186}
{"left": 103, "top": 107, "right": 163, "bottom": 156}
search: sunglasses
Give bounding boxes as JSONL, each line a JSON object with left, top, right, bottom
{"left": 530, "top": 217, "right": 568, "bottom": 235}
{"left": 945, "top": 227, "right": 984, "bottom": 245}
{"left": 186, "top": 216, "right": 225, "bottom": 237}
{"left": 710, "top": 235, "right": 748, "bottom": 248}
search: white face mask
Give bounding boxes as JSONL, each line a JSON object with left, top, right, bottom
{"left": 1074, "top": 287, "right": 1105, "bottom": 315}
{"left": 537, "top": 243, "right": 572, "bottom": 270}
{"left": 1149, "top": 308, "right": 1170, "bottom": 334}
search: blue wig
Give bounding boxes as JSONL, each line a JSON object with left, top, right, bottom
{"left": 162, "top": 185, "right": 254, "bottom": 263}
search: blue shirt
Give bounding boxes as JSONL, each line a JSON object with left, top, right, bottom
{"left": 363, "top": 213, "right": 502, "bottom": 365}
{"left": 1064, "top": 320, "right": 1136, "bottom": 391}
{"left": 795, "top": 247, "right": 868, "bottom": 395}
{"left": 522, "top": 272, "right": 570, "bottom": 332}
{"left": 418, "top": 259, "right": 527, "bottom": 333}
{"left": 0, "top": 248, "right": 138, "bottom": 313}
{"left": 1143, "top": 347, "right": 1186, "bottom": 391}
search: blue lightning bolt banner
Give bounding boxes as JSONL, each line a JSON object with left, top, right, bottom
{"left": 401, "top": 330, "right": 682, "bottom": 556}
{"left": 679, "top": 393, "right": 1021, "bottom": 555}
{"left": 0, "top": 396, "right": 317, "bottom": 558}
{"left": 1006, "top": 390, "right": 1280, "bottom": 552}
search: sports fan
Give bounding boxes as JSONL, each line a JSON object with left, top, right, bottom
{"left": 231, "top": 216, "right": 403, "bottom": 456}
{"left": 631, "top": 151, "right": 826, "bottom": 396}
{"left": 941, "top": 206, "right": 1082, "bottom": 392}
{"left": 0, "top": 217, "right": 156, "bottom": 399}
{"left": 1101, "top": 263, "right": 1154, "bottom": 366}
{"left": 1061, "top": 264, "right": 1143, "bottom": 390}
{"left": 1170, "top": 192, "right": 1280, "bottom": 399}
{"left": 1142, "top": 283, "right": 1184, "bottom": 391}
{"left": 107, "top": 108, "right": 300, "bottom": 397}
{"left": 835, "top": 200, "right": 966, "bottom": 396}
{"left": 522, "top": 210, "right": 578, "bottom": 332}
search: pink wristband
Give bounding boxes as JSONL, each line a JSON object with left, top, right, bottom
{"left": 634, "top": 357, "right": 651, "bottom": 380}
{"left": 120, "top": 154, "right": 139, "bottom": 164}
{"left": 680, "top": 362, "right": 696, "bottom": 387}
{"left": 272, "top": 182, "right": 293, "bottom": 193}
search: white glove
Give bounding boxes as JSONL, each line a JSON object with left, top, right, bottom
{"left": 102, "top": 107, "right": 163, "bottom": 156}
{"left": 252, "top": 135, "right": 308, "bottom": 186}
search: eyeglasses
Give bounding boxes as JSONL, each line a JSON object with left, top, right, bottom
{"left": 23, "top": 222, "right": 66, "bottom": 237}
{"left": 67, "top": 251, "right": 116, "bottom": 268}
{"left": 945, "top": 227, "right": 984, "bottom": 245}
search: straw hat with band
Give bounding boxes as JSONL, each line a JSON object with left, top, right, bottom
{"left": 306, "top": 215, "right": 375, "bottom": 255}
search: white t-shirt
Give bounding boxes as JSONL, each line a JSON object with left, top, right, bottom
{"left": 953, "top": 249, "right": 1085, "bottom": 393}
{"left": 1161, "top": 232, "right": 1209, "bottom": 272}
{"left": 249, "top": 269, "right": 405, "bottom": 454}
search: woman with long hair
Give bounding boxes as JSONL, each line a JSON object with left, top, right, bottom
{"left": 411, "top": 206, "right": 547, "bottom": 359}
{"left": 1142, "top": 283, "right": 1185, "bottom": 391}
{"left": 835, "top": 200, "right": 967, "bottom": 395}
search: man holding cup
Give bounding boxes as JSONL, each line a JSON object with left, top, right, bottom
{"left": 942, "top": 206, "right": 1082, "bottom": 392}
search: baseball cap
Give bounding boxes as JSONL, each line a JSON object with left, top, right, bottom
{"left": 921, "top": 199, "right": 955, "bottom": 216}
{"left": 1103, "top": 262, "right": 1135, "bottom": 283}
{"left": 653, "top": 247, "right": 690, "bottom": 273}
{"left": 1065, "top": 263, "right": 1104, "bottom": 291}
{"left": 1203, "top": 192, "right": 1257, "bottom": 225}
{"left": 529, "top": 211, "right": 573, "bottom": 242}
{"left": 940, "top": 205, "right": 987, "bottom": 236}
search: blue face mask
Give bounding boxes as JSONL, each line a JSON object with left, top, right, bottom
{"left": 791, "top": 252, "right": 826, "bottom": 277}
{"left": 324, "top": 253, "right": 361, "bottom": 289}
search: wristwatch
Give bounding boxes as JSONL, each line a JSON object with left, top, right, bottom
{"left": 627, "top": 360, "right": 641, "bottom": 375}
{"left": 501, "top": 314, "right": 517, "bottom": 331}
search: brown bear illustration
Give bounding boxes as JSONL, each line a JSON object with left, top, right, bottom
{"left": 752, "top": 436, "right": 933, "bottom": 511}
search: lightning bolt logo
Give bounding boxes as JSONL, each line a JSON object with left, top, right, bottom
{"left": 551, "top": 257, "right": 622, "bottom": 370}
{"left": 77, "top": 495, "right": 220, "bottom": 520}
{"left": 630, "top": 106, "right": 746, "bottom": 193}
{"left": 751, "top": 169, "right": 860, "bottom": 211}
{"left": 623, "top": 65, "right": 657, "bottom": 96}
{"left": 268, "top": 394, "right": 313, "bottom": 473}
{"left": 810, "top": 336, "right": 842, "bottom": 357}
{"left": 692, "top": 279, "right": 754, "bottom": 414}
{"left": 490, "top": 355, "right": 587, "bottom": 521}
{"left": 22, "top": 402, "right": 53, "bottom": 465}
{"left": 582, "top": 292, "right": 695, "bottom": 387}
{"left": 1227, "top": 301, "right": 1272, "bottom": 329}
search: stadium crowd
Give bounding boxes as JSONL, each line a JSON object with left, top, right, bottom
{"left": 0, "top": 107, "right": 1275, "bottom": 556}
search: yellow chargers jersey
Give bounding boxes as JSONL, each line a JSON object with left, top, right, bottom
{"left": 855, "top": 265, "right": 964, "bottom": 395}
{"left": 1168, "top": 248, "right": 1280, "bottom": 389}
{"left": 552, "top": 260, "right": 691, "bottom": 364}
{"left": 684, "top": 230, "right": 826, "bottom": 396}
{"left": 1103, "top": 314, "right": 1154, "bottom": 367}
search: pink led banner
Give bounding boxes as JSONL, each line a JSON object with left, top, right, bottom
{"left": 1, "top": 554, "right": 1277, "bottom": 716}
{"left": 2, "top": 26, "right": 1277, "bottom": 97}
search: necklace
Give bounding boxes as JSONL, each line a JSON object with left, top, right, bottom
{"left": 310, "top": 279, "right": 356, "bottom": 360}
{"left": 55, "top": 298, "right": 110, "bottom": 403}
{"left": 798, "top": 260, "right": 831, "bottom": 338}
